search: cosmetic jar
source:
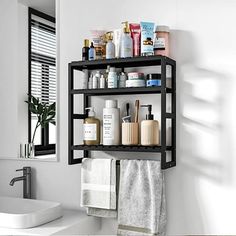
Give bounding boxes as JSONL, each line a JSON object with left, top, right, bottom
{"left": 126, "top": 79, "right": 146, "bottom": 88}
{"left": 128, "top": 72, "right": 144, "bottom": 80}
{"left": 154, "top": 26, "right": 170, "bottom": 57}
{"left": 146, "top": 74, "right": 161, "bottom": 87}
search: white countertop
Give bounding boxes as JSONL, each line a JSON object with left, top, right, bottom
{"left": 0, "top": 209, "right": 101, "bottom": 235}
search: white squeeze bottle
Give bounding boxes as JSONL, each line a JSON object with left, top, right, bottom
{"left": 103, "top": 100, "right": 120, "bottom": 145}
{"left": 120, "top": 21, "right": 133, "bottom": 58}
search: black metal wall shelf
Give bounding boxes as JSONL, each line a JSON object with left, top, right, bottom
{"left": 68, "top": 55, "right": 176, "bottom": 169}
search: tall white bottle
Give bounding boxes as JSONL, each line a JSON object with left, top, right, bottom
{"left": 120, "top": 21, "right": 133, "bottom": 58}
{"left": 103, "top": 100, "right": 120, "bottom": 145}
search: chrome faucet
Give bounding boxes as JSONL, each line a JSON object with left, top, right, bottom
{"left": 9, "top": 167, "right": 32, "bottom": 199}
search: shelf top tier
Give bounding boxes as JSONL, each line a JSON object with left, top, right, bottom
{"left": 69, "top": 55, "right": 176, "bottom": 70}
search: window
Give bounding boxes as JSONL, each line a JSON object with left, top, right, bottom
{"left": 28, "top": 8, "right": 56, "bottom": 156}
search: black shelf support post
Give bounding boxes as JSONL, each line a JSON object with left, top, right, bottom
{"left": 171, "top": 61, "right": 176, "bottom": 167}
{"left": 68, "top": 63, "right": 75, "bottom": 164}
{"left": 161, "top": 58, "right": 167, "bottom": 169}
{"left": 83, "top": 94, "right": 89, "bottom": 159}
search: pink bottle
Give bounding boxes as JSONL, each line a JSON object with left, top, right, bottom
{"left": 154, "top": 26, "right": 170, "bottom": 57}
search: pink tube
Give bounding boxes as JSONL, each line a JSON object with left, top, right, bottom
{"left": 130, "top": 23, "right": 141, "bottom": 57}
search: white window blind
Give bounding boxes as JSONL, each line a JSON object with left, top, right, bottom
{"left": 31, "top": 17, "right": 56, "bottom": 105}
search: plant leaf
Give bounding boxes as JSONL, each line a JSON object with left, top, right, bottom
{"left": 49, "top": 120, "right": 56, "bottom": 125}
{"left": 29, "top": 103, "right": 37, "bottom": 114}
{"left": 38, "top": 103, "right": 44, "bottom": 114}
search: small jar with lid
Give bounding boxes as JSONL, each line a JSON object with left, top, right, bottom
{"left": 146, "top": 73, "right": 161, "bottom": 87}
{"left": 154, "top": 26, "right": 170, "bottom": 57}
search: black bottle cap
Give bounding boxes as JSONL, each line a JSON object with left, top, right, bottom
{"left": 141, "top": 104, "right": 154, "bottom": 120}
{"left": 147, "top": 73, "right": 161, "bottom": 80}
{"left": 146, "top": 114, "right": 154, "bottom": 120}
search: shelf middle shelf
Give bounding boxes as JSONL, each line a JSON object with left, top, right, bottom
{"left": 71, "top": 87, "right": 173, "bottom": 96}
{"left": 72, "top": 145, "right": 173, "bottom": 152}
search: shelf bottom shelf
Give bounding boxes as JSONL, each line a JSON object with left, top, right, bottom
{"left": 71, "top": 144, "right": 173, "bottom": 153}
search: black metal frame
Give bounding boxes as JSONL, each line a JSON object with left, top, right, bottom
{"left": 68, "top": 55, "right": 176, "bottom": 169}
{"left": 28, "top": 8, "right": 56, "bottom": 155}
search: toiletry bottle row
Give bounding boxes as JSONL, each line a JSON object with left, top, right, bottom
{"left": 81, "top": 22, "right": 170, "bottom": 60}
{"left": 83, "top": 100, "right": 160, "bottom": 147}
{"left": 83, "top": 68, "right": 162, "bottom": 89}
{"left": 85, "top": 67, "right": 128, "bottom": 89}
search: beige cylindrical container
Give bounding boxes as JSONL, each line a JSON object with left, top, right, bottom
{"left": 141, "top": 120, "right": 159, "bottom": 146}
{"left": 122, "top": 122, "right": 139, "bottom": 145}
{"left": 154, "top": 25, "right": 170, "bottom": 57}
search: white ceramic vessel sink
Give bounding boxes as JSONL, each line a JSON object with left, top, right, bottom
{"left": 0, "top": 196, "right": 62, "bottom": 229}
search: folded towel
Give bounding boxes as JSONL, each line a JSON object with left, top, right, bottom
{"left": 117, "top": 160, "right": 166, "bottom": 236}
{"left": 81, "top": 158, "right": 117, "bottom": 213}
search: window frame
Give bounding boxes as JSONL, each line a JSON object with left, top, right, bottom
{"left": 28, "top": 8, "right": 56, "bottom": 156}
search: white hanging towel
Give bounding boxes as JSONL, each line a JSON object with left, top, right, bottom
{"left": 81, "top": 158, "right": 117, "bottom": 217}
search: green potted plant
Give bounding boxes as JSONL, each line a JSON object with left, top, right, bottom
{"left": 24, "top": 94, "right": 56, "bottom": 157}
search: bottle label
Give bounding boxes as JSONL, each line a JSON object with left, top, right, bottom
{"left": 103, "top": 114, "right": 114, "bottom": 139}
{"left": 107, "top": 76, "right": 118, "bottom": 88}
{"left": 121, "top": 39, "right": 133, "bottom": 57}
{"left": 84, "top": 124, "right": 96, "bottom": 141}
{"left": 154, "top": 37, "right": 165, "bottom": 50}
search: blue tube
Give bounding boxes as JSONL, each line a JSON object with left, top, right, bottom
{"left": 140, "top": 22, "right": 155, "bottom": 56}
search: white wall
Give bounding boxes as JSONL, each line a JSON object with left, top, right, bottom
{"left": 0, "top": 0, "right": 18, "bottom": 158}
{"left": 0, "top": 1, "right": 28, "bottom": 159}
{"left": 0, "top": 0, "right": 236, "bottom": 235}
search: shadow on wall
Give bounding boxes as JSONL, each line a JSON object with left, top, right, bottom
{"left": 166, "top": 30, "right": 233, "bottom": 233}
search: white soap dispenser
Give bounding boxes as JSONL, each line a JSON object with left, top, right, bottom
{"left": 106, "top": 32, "right": 115, "bottom": 59}
{"left": 141, "top": 105, "right": 159, "bottom": 146}
{"left": 120, "top": 21, "right": 133, "bottom": 58}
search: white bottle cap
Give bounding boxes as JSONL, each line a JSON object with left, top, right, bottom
{"left": 110, "top": 67, "right": 116, "bottom": 72}
{"left": 105, "top": 100, "right": 117, "bottom": 108}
